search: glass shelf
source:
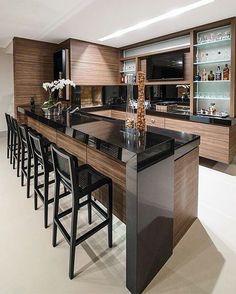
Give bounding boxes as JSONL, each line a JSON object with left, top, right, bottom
{"left": 194, "top": 38, "right": 231, "bottom": 48}
{"left": 194, "top": 80, "right": 230, "bottom": 83}
{"left": 120, "top": 70, "right": 136, "bottom": 73}
{"left": 194, "top": 97, "right": 230, "bottom": 100}
{"left": 194, "top": 59, "right": 231, "bottom": 65}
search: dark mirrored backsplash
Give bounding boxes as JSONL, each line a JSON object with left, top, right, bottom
{"left": 71, "top": 85, "right": 190, "bottom": 108}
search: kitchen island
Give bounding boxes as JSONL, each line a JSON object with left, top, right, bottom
{"left": 82, "top": 104, "right": 236, "bottom": 164}
{"left": 18, "top": 105, "right": 200, "bottom": 294}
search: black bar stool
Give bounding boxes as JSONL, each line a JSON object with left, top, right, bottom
{"left": 28, "top": 130, "right": 55, "bottom": 228}
{"left": 11, "top": 117, "right": 21, "bottom": 176}
{"left": 5, "top": 113, "right": 13, "bottom": 161}
{"left": 51, "top": 144, "right": 113, "bottom": 279}
{"left": 18, "top": 125, "right": 50, "bottom": 198}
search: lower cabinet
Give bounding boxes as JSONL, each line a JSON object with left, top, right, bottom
{"left": 165, "top": 118, "right": 235, "bottom": 164}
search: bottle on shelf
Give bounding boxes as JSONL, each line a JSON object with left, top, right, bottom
{"left": 223, "top": 64, "right": 230, "bottom": 80}
{"left": 215, "top": 66, "right": 222, "bottom": 80}
{"left": 121, "top": 73, "right": 125, "bottom": 83}
{"left": 195, "top": 72, "right": 201, "bottom": 81}
{"left": 208, "top": 70, "right": 215, "bottom": 81}
{"left": 201, "top": 69, "right": 207, "bottom": 81}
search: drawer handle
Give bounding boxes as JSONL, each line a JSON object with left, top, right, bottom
{"left": 151, "top": 119, "right": 155, "bottom": 123}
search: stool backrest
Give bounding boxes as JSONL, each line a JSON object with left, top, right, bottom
{"left": 19, "top": 125, "right": 31, "bottom": 150}
{"left": 11, "top": 117, "right": 18, "bottom": 134}
{"left": 5, "top": 113, "right": 12, "bottom": 132}
{"left": 28, "top": 130, "right": 45, "bottom": 164}
{"left": 51, "top": 144, "right": 78, "bottom": 192}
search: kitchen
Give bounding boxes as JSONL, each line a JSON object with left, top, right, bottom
{"left": 1, "top": 1, "right": 236, "bottom": 294}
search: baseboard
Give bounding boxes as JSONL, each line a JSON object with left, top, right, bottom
{"left": 0, "top": 131, "right": 7, "bottom": 138}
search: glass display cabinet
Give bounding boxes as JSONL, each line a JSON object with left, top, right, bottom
{"left": 193, "top": 25, "right": 231, "bottom": 116}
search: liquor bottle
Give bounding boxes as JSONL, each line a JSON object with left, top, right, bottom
{"left": 223, "top": 64, "right": 230, "bottom": 80}
{"left": 208, "top": 70, "right": 215, "bottom": 81}
{"left": 201, "top": 69, "right": 207, "bottom": 81}
{"left": 195, "top": 72, "right": 201, "bottom": 81}
{"left": 215, "top": 66, "right": 222, "bottom": 80}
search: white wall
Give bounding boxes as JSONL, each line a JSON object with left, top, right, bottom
{"left": 0, "top": 48, "right": 14, "bottom": 133}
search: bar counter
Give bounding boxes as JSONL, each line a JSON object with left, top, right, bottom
{"left": 18, "top": 105, "right": 200, "bottom": 294}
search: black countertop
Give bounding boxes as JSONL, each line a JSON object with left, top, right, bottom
{"left": 18, "top": 106, "right": 200, "bottom": 167}
{"left": 83, "top": 104, "right": 236, "bottom": 126}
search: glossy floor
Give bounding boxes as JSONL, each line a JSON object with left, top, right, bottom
{"left": 0, "top": 136, "right": 236, "bottom": 294}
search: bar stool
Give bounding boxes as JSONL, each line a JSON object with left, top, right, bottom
{"left": 11, "top": 118, "right": 21, "bottom": 176}
{"left": 28, "top": 130, "right": 55, "bottom": 228}
{"left": 51, "top": 144, "right": 113, "bottom": 279}
{"left": 18, "top": 125, "right": 49, "bottom": 198}
{"left": 5, "top": 113, "right": 13, "bottom": 161}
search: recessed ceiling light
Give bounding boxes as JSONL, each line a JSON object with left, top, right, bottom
{"left": 98, "top": 0, "right": 215, "bottom": 41}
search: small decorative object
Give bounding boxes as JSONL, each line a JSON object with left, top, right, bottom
{"left": 176, "top": 84, "right": 190, "bottom": 102}
{"left": 30, "top": 96, "right": 35, "bottom": 109}
{"left": 208, "top": 70, "right": 215, "bottom": 81}
{"left": 201, "top": 69, "right": 207, "bottom": 81}
{"left": 223, "top": 64, "right": 230, "bottom": 80}
{"left": 194, "top": 72, "right": 201, "bottom": 81}
{"left": 209, "top": 103, "right": 216, "bottom": 115}
{"left": 42, "top": 79, "right": 75, "bottom": 111}
{"left": 215, "top": 66, "right": 222, "bottom": 80}
{"left": 136, "top": 71, "right": 146, "bottom": 135}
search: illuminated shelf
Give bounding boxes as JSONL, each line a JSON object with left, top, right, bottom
{"left": 194, "top": 59, "right": 231, "bottom": 65}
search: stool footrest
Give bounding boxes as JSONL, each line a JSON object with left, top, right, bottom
{"left": 75, "top": 219, "right": 109, "bottom": 246}
{"left": 55, "top": 218, "right": 71, "bottom": 243}
{"left": 91, "top": 200, "right": 108, "bottom": 219}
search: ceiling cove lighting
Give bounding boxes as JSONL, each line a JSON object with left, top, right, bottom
{"left": 98, "top": 0, "right": 215, "bottom": 41}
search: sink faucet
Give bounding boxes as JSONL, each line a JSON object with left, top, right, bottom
{"left": 70, "top": 106, "right": 80, "bottom": 114}
{"left": 54, "top": 102, "right": 62, "bottom": 115}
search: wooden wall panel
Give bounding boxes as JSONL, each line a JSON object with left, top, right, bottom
{"left": 87, "top": 147, "right": 126, "bottom": 222}
{"left": 174, "top": 147, "right": 199, "bottom": 247}
{"left": 56, "top": 132, "right": 86, "bottom": 164}
{"left": 13, "top": 38, "right": 57, "bottom": 115}
{"left": 70, "top": 39, "right": 120, "bottom": 85}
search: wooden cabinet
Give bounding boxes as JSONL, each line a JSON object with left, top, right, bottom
{"left": 111, "top": 110, "right": 126, "bottom": 120}
{"left": 165, "top": 118, "right": 232, "bottom": 163}
{"left": 90, "top": 109, "right": 112, "bottom": 117}
{"left": 70, "top": 39, "right": 120, "bottom": 85}
{"left": 146, "top": 115, "right": 165, "bottom": 128}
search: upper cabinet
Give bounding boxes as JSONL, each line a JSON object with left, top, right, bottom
{"left": 68, "top": 39, "right": 120, "bottom": 86}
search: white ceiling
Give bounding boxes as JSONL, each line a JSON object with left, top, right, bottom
{"left": 0, "top": 0, "right": 236, "bottom": 49}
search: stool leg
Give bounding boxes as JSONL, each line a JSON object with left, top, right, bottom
{"left": 26, "top": 156, "right": 31, "bottom": 198}
{"left": 69, "top": 200, "right": 78, "bottom": 280}
{"left": 21, "top": 146, "right": 25, "bottom": 186}
{"left": 13, "top": 135, "right": 16, "bottom": 169}
{"left": 88, "top": 192, "right": 92, "bottom": 225}
{"left": 52, "top": 180, "right": 60, "bottom": 247}
{"left": 16, "top": 143, "right": 21, "bottom": 177}
{"left": 34, "top": 158, "right": 38, "bottom": 210}
{"left": 44, "top": 170, "right": 49, "bottom": 229}
{"left": 7, "top": 130, "right": 10, "bottom": 159}
{"left": 10, "top": 132, "right": 13, "bottom": 164}
{"left": 108, "top": 182, "right": 113, "bottom": 248}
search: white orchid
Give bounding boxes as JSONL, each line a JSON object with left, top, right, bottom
{"left": 42, "top": 78, "right": 76, "bottom": 93}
